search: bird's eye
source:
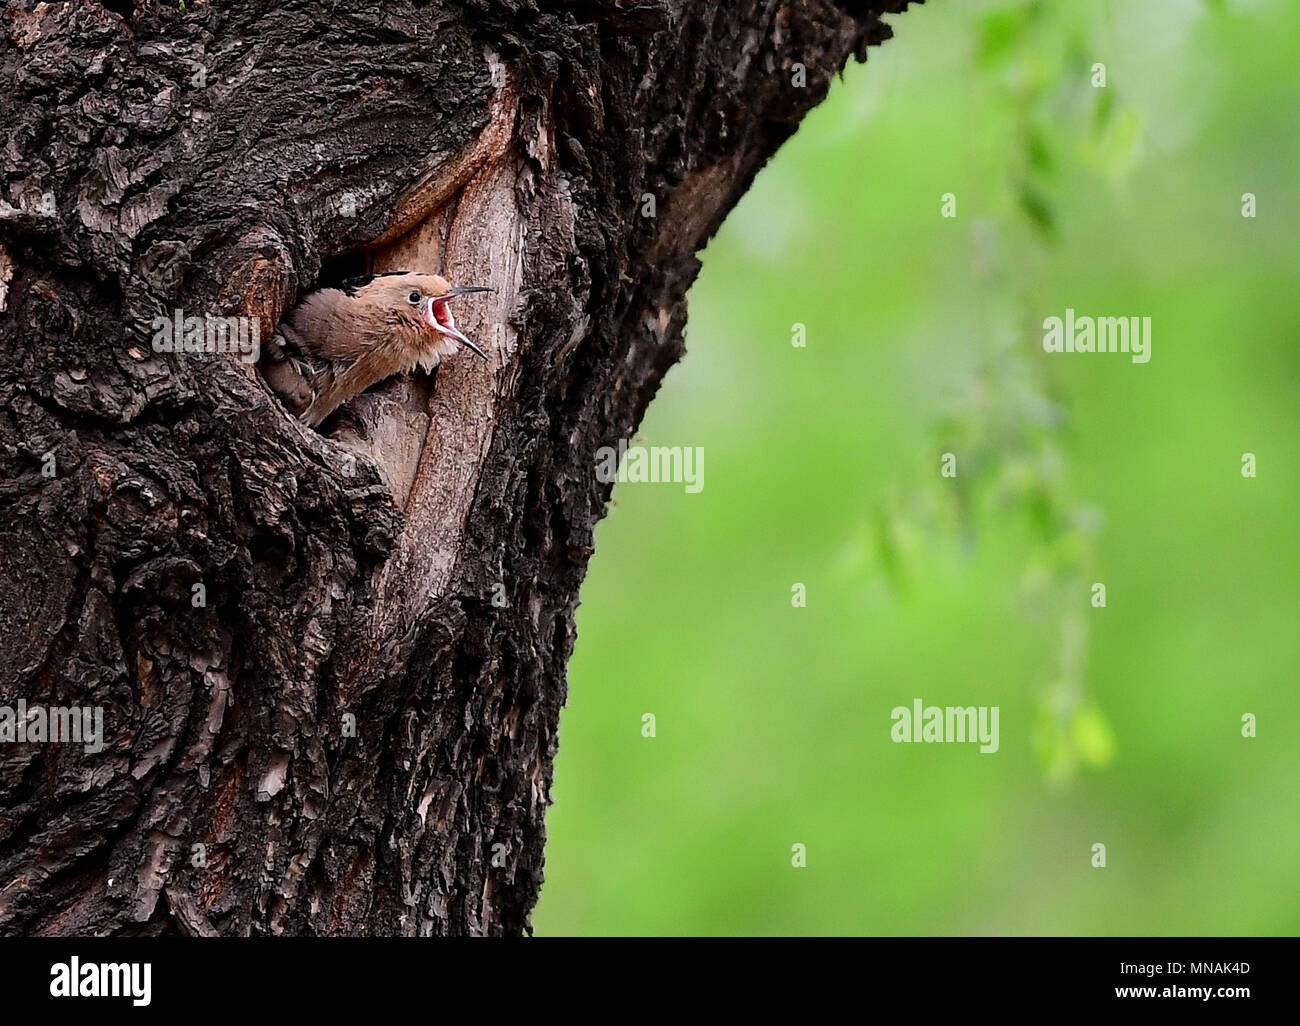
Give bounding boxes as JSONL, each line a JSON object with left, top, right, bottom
{"left": 407, "top": 291, "right": 422, "bottom": 305}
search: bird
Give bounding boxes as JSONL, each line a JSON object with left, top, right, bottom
{"left": 259, "top": 271, "right": 492, "bottom": 427}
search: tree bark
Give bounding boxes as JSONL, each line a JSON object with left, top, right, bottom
{"left": 0, "top": 0, "right": 913, "bottom": 936}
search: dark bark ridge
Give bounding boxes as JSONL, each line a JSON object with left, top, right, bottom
{"left": 0, "top": 0, "right": 914, "bottom": 936}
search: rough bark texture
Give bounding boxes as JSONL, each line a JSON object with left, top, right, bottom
{"left": 0, "top": 0, "right": 913, "bottom": 936}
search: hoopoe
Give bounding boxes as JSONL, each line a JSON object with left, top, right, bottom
{"left": 260, "top": 271, "right": 491, "bottom": 427}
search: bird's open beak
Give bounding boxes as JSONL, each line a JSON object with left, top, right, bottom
{"left": 443, "top": 323, "right": 489, "bottom": 361}
{"left": 425, "top": 288, "right": 493, "bottom": 361}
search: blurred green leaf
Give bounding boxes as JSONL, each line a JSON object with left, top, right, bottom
{"left": 1086, "top": 106, "right": 1143, "bottom": 180}
{"left": 975, "top": 7, "right": 1032, "bottom": 68}
{"left": 1016, "top": 181, "right": 1057, "bottom": 239}
{"left": 1024, "top": 125, "right": 1057, "bottom": 177}
{"left": 1074, "top": 703, "right": 1117, "bottom": 768}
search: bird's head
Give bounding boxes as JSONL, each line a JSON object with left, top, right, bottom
{"left": 357, "top": 271, "right": 492, "bottom": 363}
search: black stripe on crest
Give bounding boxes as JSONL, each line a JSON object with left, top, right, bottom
{"left": 336, "top": 271, "right": 413, "bottom": 297}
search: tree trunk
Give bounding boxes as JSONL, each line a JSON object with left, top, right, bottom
{"left": 0, "top": 0, "right": 912, "bottom": 936}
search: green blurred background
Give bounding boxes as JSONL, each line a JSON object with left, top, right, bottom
{"left": 534, "top": 0, "right": 1300, "bottom": 935}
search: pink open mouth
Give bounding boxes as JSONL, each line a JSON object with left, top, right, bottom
{"left": 423, "top": 297, "right": 488, "bottom": 360}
